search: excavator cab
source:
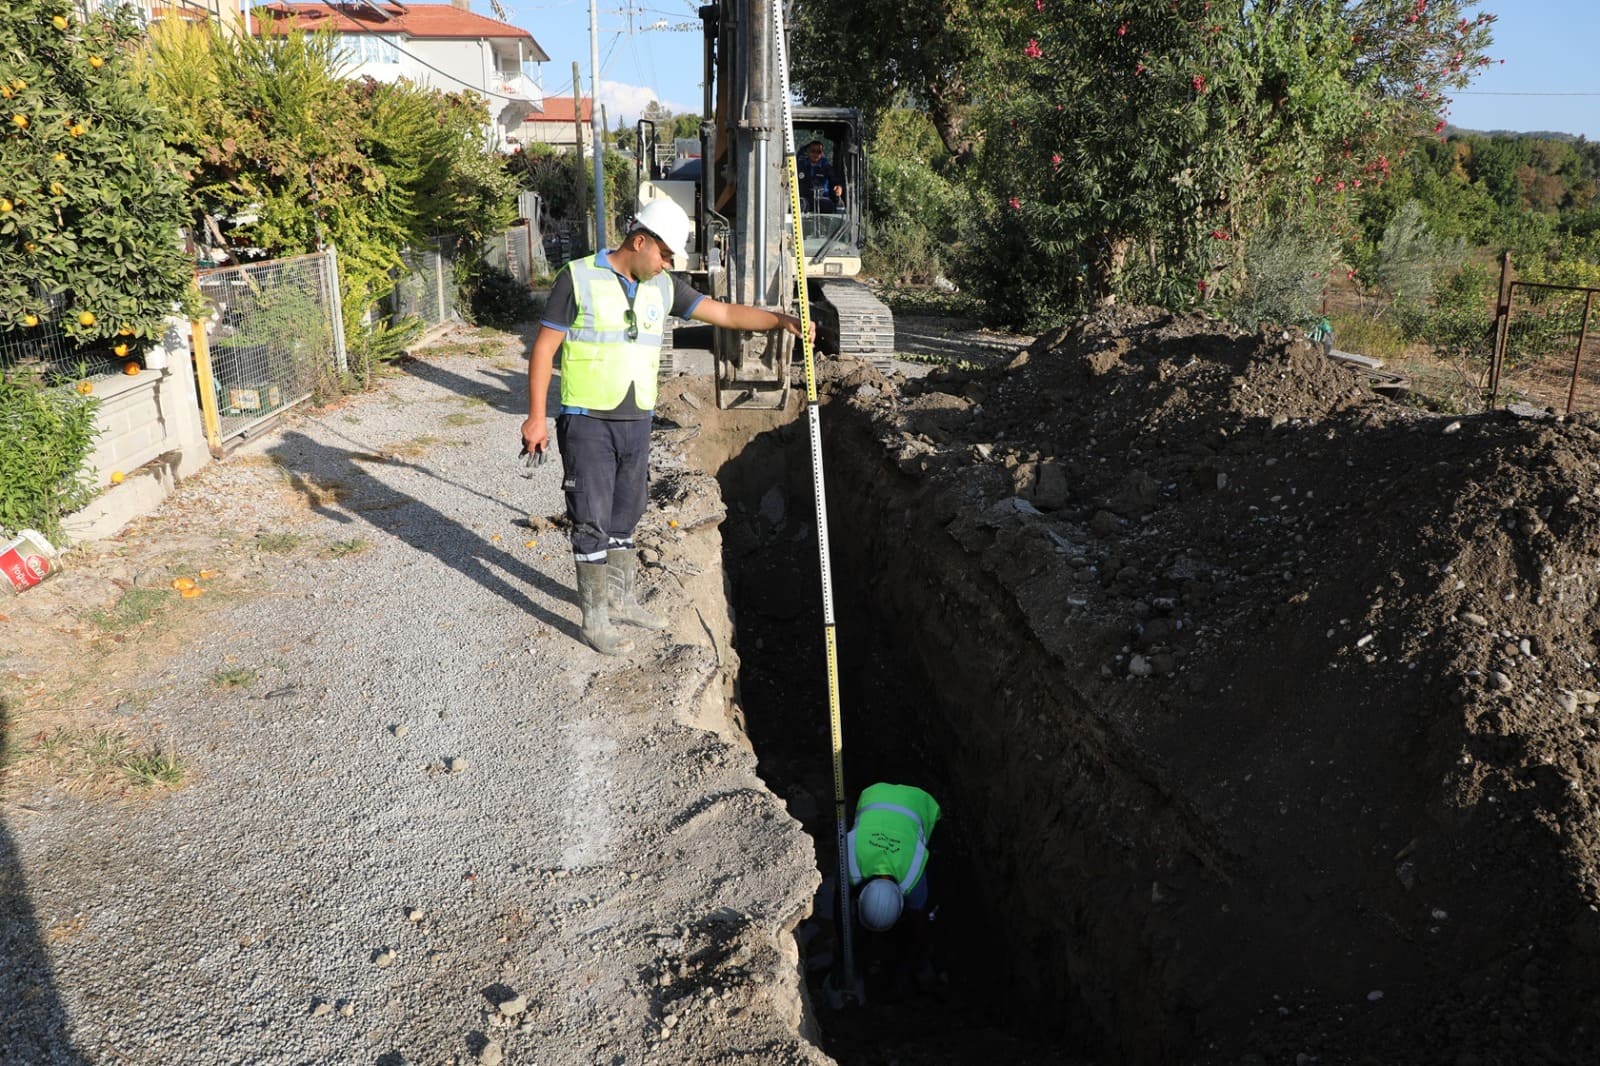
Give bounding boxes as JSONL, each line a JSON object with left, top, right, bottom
{"left": 793, "top": 109, "right": 867, "bottom": 281}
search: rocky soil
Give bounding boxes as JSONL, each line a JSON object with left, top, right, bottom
{"left": 808, "top": 305, "right": 1600, "bottom": 1063}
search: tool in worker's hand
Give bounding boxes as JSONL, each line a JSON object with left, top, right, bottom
{"left": 517, "top": 442, "right": 547, "bottom": 478}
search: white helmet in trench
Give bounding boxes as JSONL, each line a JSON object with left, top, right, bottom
{"left": 631, "top": 198, "right": 691, "bottom": 256}
{"left": 858, "top": 877, "right": 904, "bottom": 932}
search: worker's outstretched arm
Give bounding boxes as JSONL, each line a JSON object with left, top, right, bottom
{"left": 521, "top": 325, "right": 564, "bottom": 455}
{"left": 692, "top": 298, "right": 813, "bottom": 343}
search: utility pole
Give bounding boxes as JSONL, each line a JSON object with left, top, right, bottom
{"left": 571, "top": 60, "right": 588, "bottom": 254}
{"left": 588, "top": 0, "right": 606, "bottom": 249}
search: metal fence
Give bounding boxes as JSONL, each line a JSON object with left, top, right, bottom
{"left": 483, "top": 223, "right": 549, "bottom": 287}
{"left": 391, "top": 239, "right": 461, "bottom": 330}
{"left": 195, "top": 249, "right": 345, "bottom": 443}
{"left": 0, "top": 307, "right": 134, "bottom": 382}
{"left": 1489, "top": 256, "right": 1600, "bottom": 414}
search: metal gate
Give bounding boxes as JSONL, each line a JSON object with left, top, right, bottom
{"left": 194, "top": 249, "right": 346, "bottom": 446}
{"left": 1489, "top": 253, "right": 1600, "bottom": 414}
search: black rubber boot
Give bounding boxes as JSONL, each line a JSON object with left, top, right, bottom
{"left": 576, "top": 561, "right": 634, "bottom": 655}
{"left": 606, "top": 548, "right": 668, "bottom": 630}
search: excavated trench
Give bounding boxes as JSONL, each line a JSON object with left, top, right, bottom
{"left": 668, "top": 389, "right": 1107, "bottom": 1064}
{"left": 663, "top": 311, "right": 1600, "bottom": 1064}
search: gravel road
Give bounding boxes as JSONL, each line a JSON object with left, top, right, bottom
{"left": 1, "top": 324, "right": 825, "bottom": 1065}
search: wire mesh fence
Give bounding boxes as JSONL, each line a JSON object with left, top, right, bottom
{"left": 1491, "top": 281, "right": 1600, "bottom": 414}
{"left": 0, "top": 308, "right": 134, "bottom": 383}
{"left": 196, "top": 250, "right": 344, "bottom": 441}
{"left": 483, "top": 224, "right": 548, "bottom": 287}
{"left": 391, "top": 239, "right": 462, "bottom": 330}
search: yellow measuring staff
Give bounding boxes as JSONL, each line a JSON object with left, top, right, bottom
{"left": 770, "top": 0, "right": 856, "bottom": 996}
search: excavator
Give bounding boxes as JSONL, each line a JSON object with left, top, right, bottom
{"left": 635, "top": 1, "right": 895, "bottom": 409}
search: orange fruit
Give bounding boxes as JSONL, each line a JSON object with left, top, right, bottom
{"left": 52, "top": 152, "right": 65, "bottom": 162}
{"left": 10, "top": 114, "right": 26, "bottom": 130}
{"left": 0, "top": 86, "right": 10, "bottom": 100}
{"left": 48, "top": 182, "right": 62, "bottom": 196}
{"left": 122, "top": 361, "right": 139, "bottom": 376}
{"left": 76, "top": 380, "right": 92, "bottom": 395}
{"left": 23, "top": 241, "right": 35, "bottom": 253}
{"left": 69, "top": 124, "right": 84, "bottom": 137}
{"left": 23, "top": 313, "right": 39, "bottom": 327}
{"left": 181, "top": 587, "right": 205, "bottom": 599}
{"left": 171, "top": 577, "right": 196, "bottom": 591}
{"left": 114, "top": 343, "right": 129, "bottom": 357}
{"left": 110, "top": 471, "right": 124, "bottom": 484}
{"left": 10, "top": 81, "right": 24, "bottom": 91}
{"left": 117, "top": 325, "right": 134, "bottom": 336}
{"left": 0, "top": 198, "right": 10, "bottom": 212}
{"left": 52, "top": 14, "right": 68, "bottom": 29}
{"left": 89, "top": 56, "right": 103, "bottom": 69}
{"left": 77, "top": 311, "right": 95, "bottom": 326}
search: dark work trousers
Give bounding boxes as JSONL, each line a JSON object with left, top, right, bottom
{"left": 556, "top": 413, "right": 652, "bottom": 562}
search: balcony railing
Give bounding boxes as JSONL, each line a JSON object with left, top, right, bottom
{"left": 491, "top": 71, "right": 543, "bottom": 110}
{"left": 73, "top": 0, "right": 241, "bottom": 32}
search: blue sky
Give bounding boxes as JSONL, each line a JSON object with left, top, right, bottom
{"left": 1445, "top": 1, "right": 1600, "bottom": 139}
{"left": 501, "top": 0, "right": 1600, "bottom": 140}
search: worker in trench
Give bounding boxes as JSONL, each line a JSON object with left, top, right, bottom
{"left": 848, "top": 782, "right": 942, "bottom": 998}
{"left": 520, "top": 197, "right": 809, "bottom": 654}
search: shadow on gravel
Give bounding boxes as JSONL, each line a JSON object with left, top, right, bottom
{"left": 396, "top": 357, "right": 527, "bottom": 416}
{"left": 269, "top": 431, "right": 584, "bottom": 643}
{"left": 0, "top": 700, "right": 89, "bottom": 1063}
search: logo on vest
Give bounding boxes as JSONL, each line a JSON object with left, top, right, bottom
{"left": 866, "top": 830, "right": 902, "bottom": 855}
{"left": 641, "top": 304, "right": 663, "bottom": 331}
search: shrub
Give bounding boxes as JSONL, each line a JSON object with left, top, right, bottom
{"left": 463, "top": 266, "right": 542, "bottom": 330}
{"left": 0, "top": 370, "right": 99, "bottom": 541}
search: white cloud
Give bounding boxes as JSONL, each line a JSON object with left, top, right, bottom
{"left": 596, "top": 79, "right": 695, "bottom": 127}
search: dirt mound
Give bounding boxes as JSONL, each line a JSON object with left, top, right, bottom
{"left": 822, "top": 308, "right": 1600, "bottom": 1062}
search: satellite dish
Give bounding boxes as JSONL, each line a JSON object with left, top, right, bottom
{"left": 489, "top": 0, "right": 510, "bottom": 19}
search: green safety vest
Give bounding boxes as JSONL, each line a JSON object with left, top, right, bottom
{"left": 848, "top": 783, "right": 940, "bottom": 895}
{"left": 560, "top": 253, "right": 674, "bottom": 411}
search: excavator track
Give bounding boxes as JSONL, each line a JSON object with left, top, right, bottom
{"left": 813, "top": 279, "right": 895, "bottom": 373}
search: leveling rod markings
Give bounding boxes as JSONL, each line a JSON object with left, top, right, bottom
{"left": 770, "top": 0, "right": 857, "bottom": 994}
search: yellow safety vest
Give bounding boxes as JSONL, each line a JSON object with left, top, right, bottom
{"left": 560, "top": 254, "right": 673, "bottom": 411}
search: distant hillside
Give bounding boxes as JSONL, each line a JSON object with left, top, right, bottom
{"left": 1447, "top": 126, "right": 1590, "bottom": 144}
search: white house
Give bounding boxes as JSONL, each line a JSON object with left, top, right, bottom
{"left": 251, "top": 0, "right": 548, "bottom": 150}
{"left": 522, "top": 96, "right": 593, "bottom": 152}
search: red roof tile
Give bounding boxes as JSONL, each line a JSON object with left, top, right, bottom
{"left": 525, "top": 96, "right": 593, "bottom": 123}
{"left": 252, "top": 2, "right": 539, "bottom": 45}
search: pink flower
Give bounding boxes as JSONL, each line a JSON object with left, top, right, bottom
{"left": 1209, "top": 229, "right": 1230, "bottom": 240}
{"left": 1191, "top": 74, "right": 1206, "bottom": 93}
{"left": 1334, "top": 180, "right": 1346, "bottom": 191}
{"left": 1024, "top": 38, "right": 1043, "bottom": 58}
{"left": 1051, "top": 152, "right": 1062, "bottom": 166}
{"left": 1197, "top": 279, "right": 1209, "bottom": 294}
{"left": 1034, "top": 0, "right": 1044, "bottom": 9}
{"left": 1353, "top": 178, "right": 1362, "bottom": 187}
{"left": 1007, "top": 196, "right": 1022, "bottom": 210}
{"left": 1347, "top": 269, "right": 1357, "bottom": 280}
{"left": 1117, "top": 22, "right": 1128, "bottom": 36}
{"left": 1135, "top": 62, "right": 1146, "bottom": 75}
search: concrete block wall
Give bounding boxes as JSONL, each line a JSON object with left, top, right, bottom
{"left": 62, "top": 318, "right": 213, "bottom": 544}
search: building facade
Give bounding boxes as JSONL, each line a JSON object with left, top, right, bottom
{"left": 521, "top": 95, "right": 593, "bottom": 152}
{"left": 251, "top": 1, "right": 548, "bottom": 151}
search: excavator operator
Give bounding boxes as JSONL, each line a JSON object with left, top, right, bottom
{"left": 799, "top": 139, "right": 844, "bottom": 213}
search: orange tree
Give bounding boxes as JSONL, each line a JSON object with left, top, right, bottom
{"left": 0, "top": 0, "right": 193, "bottom": 345}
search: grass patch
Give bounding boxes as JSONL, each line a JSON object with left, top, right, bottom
{"left": 85, "top": 587, "right": 172, "bottom": 633}
{"left": 121, "top": 747, "right": 186, "bottom": 788}
{"left": 17, "top": 728, "right": 186, "bottom": 789}
{"left": 211, "top": 666, "right": 258, "bottom": 689}
{"left": 327, "top": 537, "right": 370, "bottom": 558}
{"left": 255, "top": 532, "right": 307, "bottom": 554}
{"left": 387, "top": 435, "right": 445, "bottom": 458}
{"left": 443, "top": 412, "right": 484, "bottom": 427}
{"left": 428, "top": 339, "right": 508, "bottom": 359}
{"left": 1328, "top": 312, "right": 1409, "bottom": 361}
{"left": 880, "top": 284, "right": 986, "bottom": 319}
{"left": 455, "top": 394, "right": 491, "bottom": 408}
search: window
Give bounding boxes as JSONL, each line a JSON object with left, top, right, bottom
{"left": 338, "top": 33, "right": 400, "bottom": 66}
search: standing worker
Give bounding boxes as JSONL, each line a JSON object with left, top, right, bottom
{"left": 521, "top": 198, "right": 808, "bottom": 655}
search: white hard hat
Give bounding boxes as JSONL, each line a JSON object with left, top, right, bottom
{"left": 858, "top": 877, "right": 904, "bottom": 932}
{"left": 631, "top": 198, "right": 691, "bottom": 256}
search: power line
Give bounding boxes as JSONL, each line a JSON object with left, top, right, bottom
{"left": 1454, "top": 90, "right": 1600, "bottom": 97}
